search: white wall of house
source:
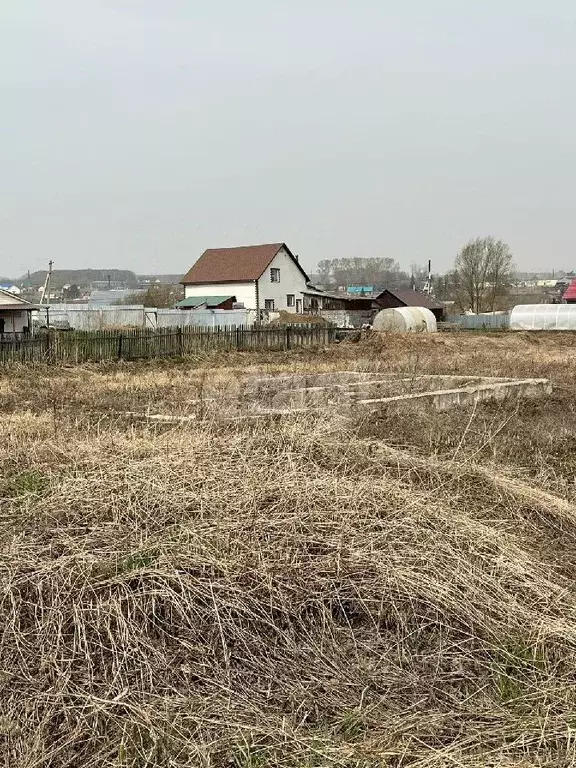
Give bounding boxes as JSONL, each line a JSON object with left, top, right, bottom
{"left": 0, "top": 310, "right": 29, "bottom": 333}
{"left": 183, "top": 248, "right": 308, "bottom": 313}
{"left": 256, "top": 247, "right": 308, "bottom": 313}
{"left": 184, "top": 281, "right": 257, "bottom": 308}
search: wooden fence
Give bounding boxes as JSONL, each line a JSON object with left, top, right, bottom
{"left": 0, "top": 325, "right": 336, "bottom": 366}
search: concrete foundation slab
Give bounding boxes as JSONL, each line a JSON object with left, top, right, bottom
{"left": 116, "top": 370, "right": 553, "bottom": 422}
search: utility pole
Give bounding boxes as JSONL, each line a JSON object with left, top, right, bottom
{"left": 41, "top": 260, "right": 53, "bottom": 328}
{"left": 41, "top": 260, "right": 53, "bottom": 304}
{"left": 423, "top": 260, "right": 433, "bottom": 295}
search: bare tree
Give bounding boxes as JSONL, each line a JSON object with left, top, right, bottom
{"left": 316, "top": 260, "right": 333, "bottom": 286}
{"left": 409, "top": 262, "right": 430, "bottom": 290}
{"left": 115, "top": 284, "right": 183, "bottom": 308}
{"left": 453, "top": 237, "right": 514, "bottom": 313}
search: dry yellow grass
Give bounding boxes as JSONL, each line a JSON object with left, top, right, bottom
{"left": 1, "top": 332, "right": 576, "bottom": 766}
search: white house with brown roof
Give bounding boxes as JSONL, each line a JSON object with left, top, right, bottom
{"left": 180, "top": 243, "right": 310, "bottom": 313}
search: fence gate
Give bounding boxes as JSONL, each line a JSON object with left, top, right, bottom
{"left": 145, "top": 310, "right": 157, "bottom": 329}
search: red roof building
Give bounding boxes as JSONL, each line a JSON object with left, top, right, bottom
{"left": 563, "top": 280, "right": 576, "bottom": 303}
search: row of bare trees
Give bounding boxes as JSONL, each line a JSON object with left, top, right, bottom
{"left": 313, "top": 238, "right": 516, "bottom": 313}
{"left": 315, "top": 258, "right": 409, "bottom": 290}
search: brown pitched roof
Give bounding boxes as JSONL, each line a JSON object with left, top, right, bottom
{"left": 181, "top": 243, "right": 309, "bottom": 285}
{"left": 378, "top": 289, "right": 444, "bottom": 310}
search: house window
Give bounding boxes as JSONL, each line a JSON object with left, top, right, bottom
{"left": 270, "top": 268, "right": 280, "bottom": 283}
{"left": 264, "top": 299, "right": 275, "bottom": 311}
{"left": 286, "top": 294, "right": 295, "bottom": 307}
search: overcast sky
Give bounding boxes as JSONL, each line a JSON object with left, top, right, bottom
{"left": 2, "top": 1, "right": 575, "bottom": 277}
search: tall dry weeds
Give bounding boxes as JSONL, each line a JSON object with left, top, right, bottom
{"left": 2, "top": 398, "right": 576, "bottom": 766}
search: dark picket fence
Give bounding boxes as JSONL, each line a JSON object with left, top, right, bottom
{"left": 0, "top": 325, "right": 336, "bottom": 366}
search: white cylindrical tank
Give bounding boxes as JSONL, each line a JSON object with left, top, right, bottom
{"left": 372, "top": 306, "right": 437, "bottom": 333}
{"left": 510, "top": 304, "right": 576, "bottom": 331}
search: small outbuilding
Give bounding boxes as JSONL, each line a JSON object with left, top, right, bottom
{"left": 301, "top": 289, "right": 375, "bottom": 312}
{"left": 375, "top": 289, "right": 445, "bottom": 322}
{"left": 0, "top": 288, "right": 37, "bottom": 337}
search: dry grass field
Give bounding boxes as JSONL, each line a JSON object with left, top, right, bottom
{"left": 2, "top": 331, "right": 576, "bottom": 767}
